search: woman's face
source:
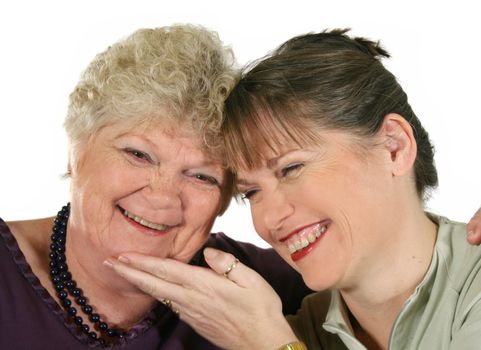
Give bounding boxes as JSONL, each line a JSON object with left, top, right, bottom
{"left": 68, "top": 118, "right": 225, "bottom": 265}
{"left": 236, "top": 128, "right": 396, "bottom": 291}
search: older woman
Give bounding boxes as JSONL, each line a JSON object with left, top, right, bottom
{"left": 0, "top": 25, "right": 312, "bottom": 349}
{"left": 109, "top": 30, "right": 481, "bottom": 350}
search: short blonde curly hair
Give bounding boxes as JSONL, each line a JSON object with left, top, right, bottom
{"left": 65, "top": 24, "right": 237, "bottom": 153}
{"left": 64, "top": 24, "right": 238, "bottom": 214}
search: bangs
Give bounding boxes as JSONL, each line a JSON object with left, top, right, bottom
{"left": 222, "top": 88, "right": 320, "bottom": 171}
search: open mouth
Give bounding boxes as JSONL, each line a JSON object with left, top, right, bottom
{"left": 119, "top": 206, "right": 172, "bottom": 232}
{"left": 287, "top": 223, "right": 328, "bottom": 253}
{"left": 281, "top": 221, "right": 330, "bottom": 261}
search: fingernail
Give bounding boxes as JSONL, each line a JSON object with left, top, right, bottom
{"left": 118, "top": 255, "right": 130, "bottom": 264}
{"left": 103, "top": 259, "right": 114, "bottom": 268}
{"left": 203, "top": 248, "right": 219, "bottom": 260}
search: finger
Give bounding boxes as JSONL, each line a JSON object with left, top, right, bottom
{"left": 467, "top": 207, "right": 481, "bottom": 245}
{"left": 107, "top": 259, "right": 221, "bottom": 319}
{"left": 105, "top": 258, "right": 186, "bottom": 301}
{"left": 203, "top": 248, "right": 267, "bottom": 288}
{"left": 117, "top": 252, "right": 208, "bottom": 286}
{"left": 161, "top": 299, "right": 180, "bottom": 316}
{"left": 467, "top": 230, "right": 481, "bottom": 245}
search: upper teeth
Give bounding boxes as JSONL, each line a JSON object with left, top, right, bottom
{"left": 288, "top": 224, "right": 327, "bottom": 254}
{"left": 123, "top": 209, "right": 170, "bottom": 231}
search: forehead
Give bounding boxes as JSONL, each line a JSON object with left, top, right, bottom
{"left": 224, "top": 105, "right": 324, "bottom": 171}
{"left": 96, "top": 117, "right": 224, "bottom": 162}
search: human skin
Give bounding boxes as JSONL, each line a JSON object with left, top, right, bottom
{"left": 8, "top": 117, "right": 227, "bottom": 332}
{"left": 467, "top": 207, "right": 481, "bottom": 244}
{"left": 107, "top": 113, "right": 481, "bottom": 348}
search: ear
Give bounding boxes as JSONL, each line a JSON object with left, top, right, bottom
{"left": 65, "top": 149, "right": 74, "bottom": 177}
{"left": 379, "top": 113, "right": 417, "bottom": 176}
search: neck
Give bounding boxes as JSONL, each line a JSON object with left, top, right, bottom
{"left": 65, "top": 229, "right": 157, "bottom": 329}
{"left": 11, "top": 211, "right": 160, "bottom": 335}
{"left": 340, "top": 202, "right": 438, "bottom": 349}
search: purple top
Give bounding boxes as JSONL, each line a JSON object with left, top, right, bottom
{"left": 0, "top": 218, "right": 311, "bottom": 349}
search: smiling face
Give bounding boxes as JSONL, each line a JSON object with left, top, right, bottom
{"left": 67, "top": 117, "right": 226, "bottom": 271}
{"left": 236, "top": 128, "right": 400, "bottom": 291}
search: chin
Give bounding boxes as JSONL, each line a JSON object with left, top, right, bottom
{"left": 301, "top": 272, "right": 338, "bottom": 292}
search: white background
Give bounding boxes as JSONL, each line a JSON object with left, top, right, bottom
{"left": 0, "top": 1, "right": 479, "bottom": 248}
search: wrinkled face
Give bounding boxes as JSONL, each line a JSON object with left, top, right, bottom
{"left": 68, "top": 118, "right": 226, "bottom": 266}
{"left": 236, "top": 128, "right": 395, "bottom": 291}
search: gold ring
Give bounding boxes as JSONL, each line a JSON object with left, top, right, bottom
{"left": 223, "top": 258, "right": 239, "bottom": 278}
{"left": 161, "top": 298, "right": 179, "bottom": 315}
{"left": 161, "top": 298, "right": 172, "bottom": 308}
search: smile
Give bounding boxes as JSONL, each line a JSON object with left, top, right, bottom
{"left": 279, "top": 221, "right": 331, "bottom": 262}
{"left": 121, "top": 207, "right": 171, "bottom": 231}
{"left": 286, "top": 223, "right": 328, "bottom": 254}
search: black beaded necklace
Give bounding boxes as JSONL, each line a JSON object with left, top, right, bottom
{"left": 49, "top": 203, "right": 126, "bottom": 346}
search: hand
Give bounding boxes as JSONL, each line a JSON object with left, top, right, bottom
{"left": 467, "top": 206, "right": 481, "bottom": 245}
{"left": 106, "top": 248, "right": 299, "bottom": 350}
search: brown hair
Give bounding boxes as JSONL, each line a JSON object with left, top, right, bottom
{"left": 223, "top": 28, "right": 437, "bottom": 199}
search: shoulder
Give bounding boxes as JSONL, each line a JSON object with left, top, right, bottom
{"left": 286, "top": 291, "right": 340, "bottom": 349}
{"left": 432, "top": 215, "right": 481, "bottom": 336}
{"left": 6, "top": 217, "right": 52, "bottom": 249}
{"left": 433, "top": 215, "right": 481, "bottom": 288}
{"left": 2, "top": 217, "right": 53, "bottom": 274}
{"left": 287, "top": 290, "right": 332, "bottom": 325}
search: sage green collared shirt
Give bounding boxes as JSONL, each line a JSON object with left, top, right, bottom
{"left": 286, "top": 215, "right": 481, "bottom": 349}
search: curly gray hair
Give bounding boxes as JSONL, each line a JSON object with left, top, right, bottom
{"left": 65, "top": 24, "right": 237, "bottom": 157}
{"left": 64, "top": 24, "right": 238, "bottom": 214}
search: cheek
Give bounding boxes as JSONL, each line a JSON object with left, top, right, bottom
{"left": 250, "top": 205, "right": 272, "bottom": 242}
{"left": 169, "top": 188, "right": 221, "bottom": 261}
{"left": 184, "top": 187, "right": 222, "bottom": 227}
{"left": 76, "top": 156, "right": 148, "bottom": 199}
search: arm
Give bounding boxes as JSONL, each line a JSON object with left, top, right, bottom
{"left": 107, "top": 248, "right": 301, "bottom": 350}
{"left": 467, "top": 206, "right": 481, "bottom": 245}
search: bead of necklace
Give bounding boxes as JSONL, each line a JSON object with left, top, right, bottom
{"left": 49, "top": 203, "right": 126, "bottom": 346}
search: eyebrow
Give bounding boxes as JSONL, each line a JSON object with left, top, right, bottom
{"left": 235, "top": 154, "right": 290, "bottom": 186}
{"left": 116, "top": 132, "right": 223, "bottom": 166}
{"left": 266, "top": 148, "right": 302, "bottom": 168}
{"left": 236, "top": 148, "right": 302, "bottom": 183}
{"left": 266, "top": 156, "right": 281, "bottom": 169}
{"left": 115, "top": 132, "right": 158, "bottom": 148}
{"left": 235, "top": 178, "right": 252, "bottom": 187}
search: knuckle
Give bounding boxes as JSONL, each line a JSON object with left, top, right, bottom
{"left": 137, "top": 279, "right": 162, "bottom": 299}
{"left": 138, "top": 280, "right": 155, "bottom": 294}
{"left": 220, "top": 253, "right": 237, "bottom": 269}
{"left": 189, "top": 272, "right": 211, "bottom": 291}
{"left": 152, "top": 264, "right": 168, "bottom": 279}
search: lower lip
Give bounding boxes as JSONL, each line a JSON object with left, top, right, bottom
{"left": 119, "top": 208, "right": 170, "bottom": 237}
{"left": 290, "top": 226, "right": 329, "bottom": 262}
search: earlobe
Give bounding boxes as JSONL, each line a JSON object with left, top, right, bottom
{"left": 380, "top": 113, "right": 417, "bottom": 177}
{"left": 66, "top": 156, "right": 73, "bottom": 178}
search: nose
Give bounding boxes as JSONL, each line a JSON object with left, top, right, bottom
{"left": 257, "top": 187, "right": 294, "bottom": 234}
{"left": 142, "top": 170, "right": 182, "bottom": 211}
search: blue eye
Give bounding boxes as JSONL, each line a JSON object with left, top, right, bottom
{"left": 281, "top": 163, "right": 304, "bottom": 177}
